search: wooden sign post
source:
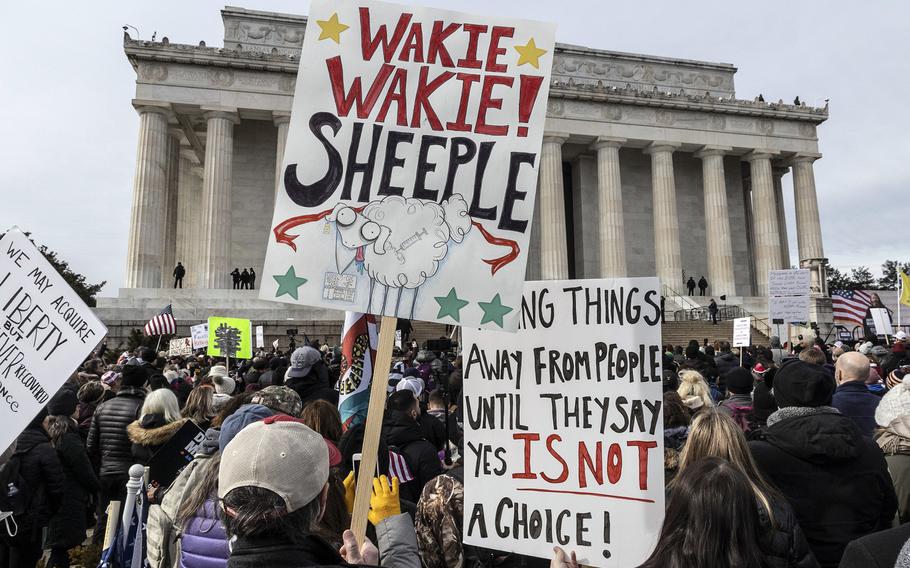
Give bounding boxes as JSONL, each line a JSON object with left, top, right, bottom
{"left": 349, "top": 315, "right": 398, "bottom": 543}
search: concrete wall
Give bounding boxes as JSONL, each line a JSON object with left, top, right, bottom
{"left": 230, "top": 120, "right": 277, "bottom": 281}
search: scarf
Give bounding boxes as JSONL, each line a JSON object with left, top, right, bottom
{"left": 876, "top": 416, "right": 910, "bottom": 456}
{"left": 766, "top": 405, "right": 840, "bottom": 428}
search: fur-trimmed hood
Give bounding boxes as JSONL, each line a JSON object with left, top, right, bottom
{"left": 127, "top": 416, "right": 188, "bottom": 446}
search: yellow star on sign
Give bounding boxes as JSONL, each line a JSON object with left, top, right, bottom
{"left": 317, "top": 13, "right": 349, "bottom": 44}
{"left": 514, "top": 37, "right": 547, "bottom": 69}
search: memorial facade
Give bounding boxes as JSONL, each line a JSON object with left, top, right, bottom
{"left": 96, "top": 6, "right": 832, "bottom": 344}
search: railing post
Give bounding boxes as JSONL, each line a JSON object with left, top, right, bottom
{"left": 121, "top": 464, "right": 145, "bottom": 554}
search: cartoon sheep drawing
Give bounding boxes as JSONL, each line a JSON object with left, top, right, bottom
{"left": 327, "top": 194, "right": 473, "bottom": 317}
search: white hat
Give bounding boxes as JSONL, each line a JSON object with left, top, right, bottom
{"left": 396, "top": 377, "right": 425, "bottom": 398}
{"left": 858, "top": 342, "right": 873, "bottom": 355}
{"left": 895, "top": 331, "right": 908, "bottom": 341}
{"left": 207, "top": 365, "right": 228, "bottom": 378}
{"left": 833, "top": 341, "right": 844, "bottom": 349}
{"left": 876, "top": 377, "right": 910, "bottom": 427}
{"left": 213, "top": 374, "right": 236, "bottom": 396}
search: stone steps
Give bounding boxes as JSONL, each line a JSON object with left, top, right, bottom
{"left": 662, "top": 320, "right": 770, "bottom": 347}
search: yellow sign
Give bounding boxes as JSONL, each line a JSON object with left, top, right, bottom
{"left": 207, "top": 317, "right": 252, "bottom": 359}
{"left": 901, "top": 271, "right": 910, "bottom": 308}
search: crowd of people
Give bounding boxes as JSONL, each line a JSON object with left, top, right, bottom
{"left": 1, "top": 328, "right": 909, "bottom": 567}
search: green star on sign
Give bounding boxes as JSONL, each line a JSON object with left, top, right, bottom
{"left": 478, "top": 293, "right": 513, "bottom": 328}
{"left": 434, "top": 287, "right": 469, "bottom": 322}
{"left": 273, "top": 266, "right": 307, "bottom": 300}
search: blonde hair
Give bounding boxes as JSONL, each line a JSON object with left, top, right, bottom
{"left": 181, "top": 385, "right": 215, "bottom": 425}
{"left": 679, "top": 410, "right": 782, "bottom": 524}
{"left": 676, "top": 370, "right": 714, "bottom": 410}
{"left": 141, "top": 388, "right": 181, "bottom": 423}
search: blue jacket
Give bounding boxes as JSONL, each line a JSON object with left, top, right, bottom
{"left": 832, "top": 381, "right": 881, "bottom": 438}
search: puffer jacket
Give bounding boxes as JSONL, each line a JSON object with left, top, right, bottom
{"left": 87, "top": 386, "right": 146, "bottom": 477}
{"left": 759, "top": 497, "right": 819, "bottom": 568}
{"left": 127, "top": 415, "right": 189, "bottom": 465}
{"left": 180, "top": 499, "right": 229, "bottom": 568}
{"left": 715, "top": 351, "right": 740, "bottom": 379}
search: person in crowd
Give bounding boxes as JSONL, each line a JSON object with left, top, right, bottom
{"left": 715, "top": 341, "right": 739, "bottom": 377}
{"left": 248, "top": 267, "right": 256, "bottom": 290}
{"left": 128, "top": 389, "right": 189, "bottom": 468}
{"left": 244, "top": 357, "right": 268, "bottom": 388}
{"left": 749, "top": 360, "right": 898, "bottom": 567}
{"left": 770, "top": 337, "right": 787, "bottom": 366}
{"left": 708, "top": 298, "right": 719, "bottom": 324}
{"left": 285, "top": 346, "right": 338, "bottom": 406}
{"left": 679, "top": 410, "right": 818, "bottom": 567}
{"left": 259, "top": 356, "right": 288, "bottom": 388}
{"left": 86, "top": 364, "right": 147, "bottom": 544}
{"left": 182, "top": 385, "right": 216, "bottom": 430}
{"left": 385, "top": 391, "right": 444, "bottom": 503}
{"left": 173, "top": 261, "right": 186, "bottom": 288}
{"left": 676, "top": 370, "right": 714, "bottom": 414}
{"left": 427, "top": 389, "right": 462, "bottom": 452}
{"left": 165, "top": 368, "right": 192, "bottom": 406}
{"left": 698, "top": 275, "right": 708, "bottom": 296}
{"left": 301, "top": 400, "right": 344, "bottom": 445}
{"left": 838, "top": 522, "right": 910, "bottom": 568}
{"left": 231, "top": 268, "right": 241, "bottom": 289}
{"left": 0, "top": 409, "right": 66, "bottom": 568}
{"left": 873, "top": 372, "right": 910, "bottom": 523}
{"left": 752, "top": 363, "right": 779, "bottom": 431}
{"left": 686, "top": 276, "right": 696, "bottom": 295}
{"left": 415, "top": 472, "right": 464, "bottom": 568}
{"left": 832, "top": 351, "right": 880, "bottom": 437}
{"left": 718, "top": 368, "right": 760, "bottom": 435}
{"left": 799, "top": 346, "right": 828, "bottom": 366}
{"left": 208, "top": 365, "right": 235, "bottom": 410}
{"left": 662, "top": 391, "right": 691, "bottom": 485}
{"left": 76, "top": 380, "right": 107, "bottom": 441}
{"left": 633, "top": 457, "right": 769, "bottom": 568}
{"left": 43, "top": 389, "right": 100, "bottom": 568}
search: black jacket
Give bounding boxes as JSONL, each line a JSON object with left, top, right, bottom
{"left": 750, "top": 411, "right": 898, "bottom": 568}
{"left": 127, "top": 415, "right": 189, "bottom": 465}
{"left": 4, "top": 427, "right": 66, "bottom": 543}
{"left": 286, "top": 373, "right": 339, "bottom": 407}
{"left": 760, "top": 497, "right": 820, "bottom": 568}
{"left": 46, "top": 427, "right": 99, "bottom": 548}
{"left": 384, "top": 411, "right": 443, "bottom": 503}
{"left": 227, "top": 533, "right": 377, "bottom": 568}
{"left": 86, "top": 386, "right": 146, "bottom": 478}
{"left": 837, "top": 522, "right": 910, "bottom": 568}
{"left": 715, "top": 351, "right": 740, "bottom": 378}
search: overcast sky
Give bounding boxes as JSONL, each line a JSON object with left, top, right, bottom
{"left": 1, "top": 1, "right": 907, "bottom": 295}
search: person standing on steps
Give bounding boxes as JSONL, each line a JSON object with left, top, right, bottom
{"left": 230, "top": 268, "right": 241, "bottom": 290}
{"left": 698, "top": 275, "right": 709, "bottom": 296}
{"left": 687, "top": 276, "right": 697, "bottom": 295}
{"left": 173, "top": 262, "right": 185, "bottom": 289}
{"left": 240, "top": 269, "right": 250, "bottom": 290}
{"left": 709, "top": 298, "right": 719, "bottom": 325}
{"left": 248, "top": 267, "right": 256, "bottom": 290}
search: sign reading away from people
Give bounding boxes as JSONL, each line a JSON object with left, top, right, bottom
{"left": 207, "top": 317, "right": 252, "bottom": 360}
{"left": 462, "top": 278, "right": 664, "bottom": 566}
{"left": 0, "top": 227, "right": 107, "bottom": 451}
{"left": 259, "top": 0, "right": 555, "bottom": 331}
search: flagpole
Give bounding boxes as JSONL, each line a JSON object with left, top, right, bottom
{"left": 155, "top": 334, "right": 162, "bottom": 353}
{"left": 898, "top": 271, "right": 903, "bottom": 329}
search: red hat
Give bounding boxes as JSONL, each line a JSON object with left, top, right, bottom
{"left": 753, "top": 363, "right": 768, "bottom": 375}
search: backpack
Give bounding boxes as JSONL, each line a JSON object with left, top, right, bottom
{"left": 0, "top": 446, "right": 36, "bottom": 536}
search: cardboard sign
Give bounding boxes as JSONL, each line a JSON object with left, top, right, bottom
{"left": 255, "top": 325, "right": 264, "bottom": 349}
{"left": 167, "top": 337, "right": 193, "bottom": 357}
{"left": 0, "top": 228, "right": 107, "bottom": 453}
{"left": 207, "top": 317, "right": 252, "bottom": 359}
{"left": 870, "top": 308, "right": 893, "bottom": 336}
{"left": 732, "top": 317, "right": 751, "bottom": 347}
{"left": 146, "top": 421, "right": 206, "bottom": 493}
{"left": 259, "top": 0, "right": 555, "bottom": 331}
{"left": 462, "top": 278, "right": 664, "bottom": 566}
{"left": 768, "top": 269, "right": 810, "bottom": 297}
{"left": 190, "top": 323, "right": 209, "bottom": 350}
{"left": 768, "top": 295, "right": 809, "bottom": 324}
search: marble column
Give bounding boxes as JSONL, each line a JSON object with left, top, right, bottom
{"left": 538, "top": 133, "right": 570, "bottom": 280}
{"left": 592, "top": 137, "right": 627, "bottom": 277}
{"left": 695, "top": 146, "right": 736, "bottom": 296}
{"left": 199, "top": 108, "right": 239, "bottom": 289}
{"left": 644, "top": 142, "right": 683, "bottom": 290}
{"left": 772, "top": 166, "right": 791, "bottom": 269}
{"left": 791, "top": 153, "right": 827, "bottom": 295}
{"left": 160, "top": 130, "right": 181, "bottom": 287}
{"left": 176, "top": 147, "right": 202, "bottom": 287}
{"left": 744, "top": 150, "right": 782, "bottom": 296}
{"left": 273, "top": 111, "right": 291, "bottom": 196}
{"left": 125, "top": 102, "right": 171, "bottom": 288}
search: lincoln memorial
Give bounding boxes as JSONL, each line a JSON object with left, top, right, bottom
{"left": 95, "top": 6, "right": 833, "bottom": 345}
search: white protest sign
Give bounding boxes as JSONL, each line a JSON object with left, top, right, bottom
{"left": 255, "top": 325, "right": 264, "bottom": 348}
{"left": 0, "top": 228, "right": 107, "bottom": 451}
{"left": 768, "top": 295, "right": 810, "bottom": 323}
{"left": 768, "top": 269, "right": 810, "bottom": 297}
{"left": 260, "top": 0, "right": 555, "bottom": 331}
{"left": 871, "top": 307, "right": 893, "bottom": 336}
{"left": 190, "top": 323, "right": 208, "bottom": 350}
{"left": 167, "top": 337, "right": 193, "bottom": 357}
{"left": 462, "top": 278, "right": 664, "bottom": 566}
{"left": 732, "top": 317, "right": 751, "bottom": 347}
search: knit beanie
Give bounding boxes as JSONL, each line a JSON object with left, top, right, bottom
{"left": 213, "top": 375, "right": 236, "bottom": 396}
{"left": 725, "top": 368, "right": 754, "bottom": 395}
{"left": 875, "top": 377, "right": 910, "bottom": 427}
{"left": 47, "top": 388, "right": 78, "bottom": 416}
{"left": 121, "top": 365, "right": 147, "bottom": 388}
{"left": 773, "top": 360, "right": 835, "bottom": 408}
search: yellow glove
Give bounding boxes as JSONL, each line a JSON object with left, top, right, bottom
{"left": 343, "top": 471, "right": 356, "bottom": 514}
{"left": 368, "top": 475, "right": 400, "bottom": 526}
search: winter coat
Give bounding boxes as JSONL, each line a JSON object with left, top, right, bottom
{"left": 128, "top": 415, "right": 190, "bottom": 465}
{"left": 750, "top": 408, "right": 898, "bottom": 568}
{"left": 227, "top": 533, "right": 378, "bottom": 568}
{"left": 45, "top": 428, "right": 99, "bottom": 549}
{"left": 838, "top": 522, "right": 910, "bottom": 568}
{"left": 180, "top": 499, "right": 229, "bottom": 568}
{"left": 76, "top": 400, "right": 100, "bottom": 442}
{"left": 376, "top": 513, "right": 420, "bottom": 568}
{"left": 384, "top": 411, "right": 443, "bottom": 503}
{"left": 3, "top": 427, "right": 66, "bottom": 544}
{"left": 832, "top": 381, "right": 881, "bottom": 437}
{"left": 87, "top": 386, "right": 146, "bottom": 478}
{"left": 759, "top": 497, "right": 820, "bottom": 568}
{"left": 285, "top": 374, "right": 338, "bottom": 407}
{"left": 875, "top": 416, "right": 910, "bottom": 523}
{"left": 715, "top": 351, "right": 740, "bottom": 378}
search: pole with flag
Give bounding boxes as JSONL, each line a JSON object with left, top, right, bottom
{"left": 337, "top": 312, "right": 379, "bottom": 430}
{"left": 144, "top": 305, "right": 176, "bottom": 352}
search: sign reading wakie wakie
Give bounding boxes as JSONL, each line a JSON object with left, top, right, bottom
{"left": 0, "top": 228, "right": 107, "bottom": 452}
{"left": 260, "top": 0, "right": 555, "bottom": 331}
{"left": 207, "top": 317, "right": 252, "bottom": 360}
{"left": 462, "top": 278, "right": 664, "bottom": 566}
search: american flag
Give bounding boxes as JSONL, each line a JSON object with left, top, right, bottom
{"left": 144, "top": 304, "right": 176, "bottom": 336}
{"left": 388, "top": 450, "right": 414, "bottom": 483}
{"left": 832, "top": 290, "right": 873, "bottom": 327}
